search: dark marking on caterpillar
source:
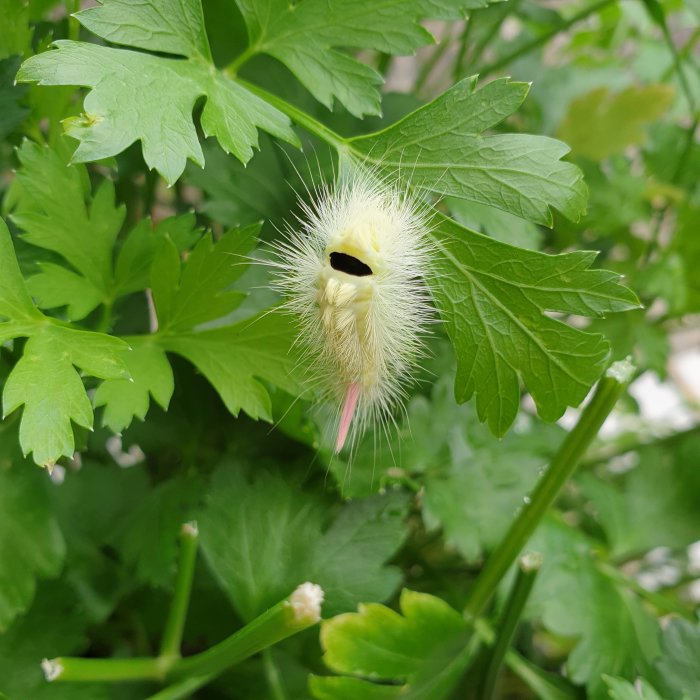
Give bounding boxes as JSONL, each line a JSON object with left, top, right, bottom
{"left": 330, "top": 251, "right": 373, "bottom": 277}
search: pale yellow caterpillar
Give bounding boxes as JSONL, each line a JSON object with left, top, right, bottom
{"left": 271, "top": 168, "right": 435, "bottom": 453}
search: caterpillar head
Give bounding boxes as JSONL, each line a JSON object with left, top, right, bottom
{"left": 324, "top": 192, "right": 396, "bottom": 275}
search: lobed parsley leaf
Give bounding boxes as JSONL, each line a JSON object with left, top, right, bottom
{"left": 603, "top": 676, "right": 664, "bottom": 700}
{"left": 6, "top": 140, "right": 125, "bottom": 320}
{"left": 431, "top": 213, "right": 640, "bottom": 435}
{"left": 199, "top": 467, "right": 408, "bottom": 621}
{"left": 151, "top": 224, "right": 257, "bottom": 333}
{"left": 579, "top": 434, "right": 700, "bottom": 559}
{"left": 16, "top": 0, "right": 299, "bottom": 184}
{"left": 93, "top": 339, "right": 174, "bottom": 435}
{"left": 0, "top": 218, "right": 130, "bottom": 466}
{"left": 235, "top": 0, "right": 500, "bottom": 117}
{"left": 2, "top": 326, "right": 129, "bottom": 466}
{"left": 352, "top": 77, "right": 587, "bottom": 225}
{"left": 527, "top": 517, "right": 660, "bottom": 698}
{"left": 310, "top": 589, "right": 473, "bottom": 700}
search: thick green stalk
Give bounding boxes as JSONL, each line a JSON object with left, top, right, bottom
{"left": 169, "top": 583, "right": 322, "bottom": 680}
{"left": 41, "top": 657, "right": 166, "bottom": 683}
{"left": 159, "top": 522, "right": 199, "bottom": 660}
{"left": 464, "top": 359, "right": 634, "bottom": 619}
{"left": 44, "top": 584, "right": 322, "bottom": 684}
{"left": 480, "top": 552, "right": 542, "bottom": 699}
{"left": 67, "top": 0, "right": 81, "bottom": 41}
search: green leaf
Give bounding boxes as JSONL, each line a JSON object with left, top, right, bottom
{"left": 113, "top": 214, "right": 203, "bottom": 297}
{"left": 655, "top": 618, "right": 700, "bottom": 700}
{"left": 671, "top": 204, "right": 700, "bottom": 313}
{"left": 579, "top": 434, "right": 700, "bottom": 558}
{"left": 0, "top": 465, "right": 65, "bottom": 631}
{"left": 310, "top": 590, "right": 473, "bottom": 700}
{"left": 185, "top": 137, "right": 290, "bottom": 228}
{"left": 145, "top": 221, "right": 298, "bottom": 423}
{"left": 0, "top": 1, "right": 31, "bottom": 59}
{"left": 93, "top": 339, "right": 174, "bottom": 434}
{"left": 114, "top": 474, "right": 205, "bottom": 588}
{"left": 235, "top": 0, "right": 494, "bottom": 117}
{"left": 153, "top": 224, "right": 258, "bottom": 332}
{"left": 448, "top": 198, "right": 544, "bottom": 249}
{"left": 51, "top": 462, "right": 150, "bottom": 623}
{"left": 199, "top": 466, "right": 408, "bottom": 621}
{"left": 0, "top": 582, "right": 108, "bottom": 700}
{"left": 0, "top": 217, "right": 40, "bottom": 323}
{"left": 7, "top": 140, "right": 125, "bottom": 316}
{"left": 17, "top": 32, "right": 299, "bottom": 184}
{"left": 558, "top": 85, "right": 675, "bottom": 161}
{"left": 431, "top": 213, "right": 640, "bottom": 435}
{"left": 2, "top": 326, "right": 129, "bottom": 466}
{"left": 25, "top": 263, "right": 104, "bottom": 322}
{"left": 75, "top": 0, "right": 212, "bottom": 61}
{"left": 0, "top": 57, "right": 28, "bottom": 140}
{"left": 161, "top": 310, "right": 304, "bottom": 422}
{"left": 421, "top": 379, "right": 561, "bottom": 560}
{"left": 603, "top": 676, "right": 664, "bottom": 700}
{"left": 0, "top": 219, "right": 131, "bottom": 465}
{"left": 352, "top": 78, "right": 587, "bottom": 225}
{"left": 527, "top": 518, "right": 660, "bottom": 695}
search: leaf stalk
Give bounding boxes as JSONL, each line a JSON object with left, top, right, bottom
{"left": 159, "top": 522, "right": 199, "bottom": 660}
{"left": 480, "top": 552, "right": 542, "bottom": 699}
{"left": 464, "top": 360, "right": 633, "bottom": 620}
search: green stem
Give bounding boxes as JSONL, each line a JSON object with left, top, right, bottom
{"left": 452, "top": 14, "right": 475, "bottom": 83}
{"left": 672, "top": 113, "right": 700, "bottom": 183}
{"left": 159, "top": 523, "right": 199, "bottom": 660}
{"left": 414, "top": 26, "right": 454, "bottom": 96}
{"left": 476, "top": 0, "right": 615, "bottom": 76}
{"left": 169, "top": 584, "right": 321, "bottom": 681}
{"left": 237, "top": 79, "right": 349, "bottom": 153}
{"left": 42, "top": 657, "right": 167, "bottom": 683}
{"left": 464, "top": 360, "right": 633, "bottom": 620}
{"left": 67, "top": 0, "right": 80, "bottom": 41}
{"left": 95, "top": 300, "right": 113, "bottom": 334}
{"left": 582, "top": 423, "right": 700, "bottom": 468}
{"left": 468, "top": 0, "right": 516, "bottom": 76}
{"left": 596, "top": 561, "right": 696, "bottom": 620}
{"left": 472, "top": 620, "right": 579, "bottom": 699}
{"left": 45, "top": 584, "right": 323, "bottom": 687}
{"left": 226, "top": 43, "right": 261, "bottom": 75}
{"left": 645, "top": 2, "right": 696, "bottom": 114}
{"left": 480, "top": 552, "right": 542, "bottom": 700}
{"left": 505, "top": 649, "right": 580, "bottom": 700}
{"left": 661, "top": 28, "right": 700, "bottom": 83}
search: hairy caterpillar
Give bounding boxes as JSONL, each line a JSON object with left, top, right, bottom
{"left": 272, "top": 168, "right": 435, "bottom": 453}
